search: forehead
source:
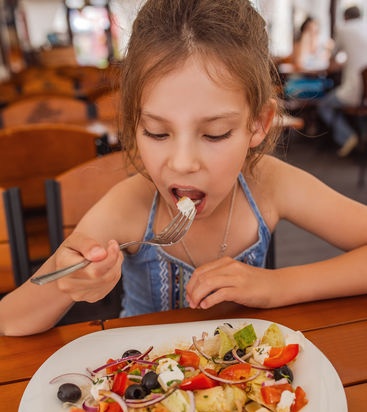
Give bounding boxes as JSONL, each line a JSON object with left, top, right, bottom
{"left": 141, "top": 54, "right": 243, "bottom": 101}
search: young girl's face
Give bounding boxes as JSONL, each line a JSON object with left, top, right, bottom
{"left": 136, "top": 56, "right": 268, "bottom": 217}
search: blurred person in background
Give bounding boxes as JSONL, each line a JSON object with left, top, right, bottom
{"left": 318, "top": 6, "right": 367, "bottom": 157}
{"left": 292, "top": 16, "right": 334, "bottom": 72}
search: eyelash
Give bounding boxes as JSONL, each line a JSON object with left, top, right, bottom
{"left": 142, "top": 129, "right": 233, "bottom": 142}
{"left": 204, "top": 130, "right": 233, "bottom": 141}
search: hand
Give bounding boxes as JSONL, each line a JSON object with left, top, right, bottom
{"left": 186, "top": 257, "right": 275, "bottom": 309}
{"left": 53, "top": 231, "right": 123, "bottom": 303}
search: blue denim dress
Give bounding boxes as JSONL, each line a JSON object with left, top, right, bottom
{"left": 120, "top": 173, "right": 271, "bottom": 317}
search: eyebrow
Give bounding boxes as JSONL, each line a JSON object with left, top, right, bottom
{"left": 140, "top": 111, "right": 241, "bottom": 123}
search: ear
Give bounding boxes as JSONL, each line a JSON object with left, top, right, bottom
{"left": 249, "top": 99, "right": 277, "bottom": 148}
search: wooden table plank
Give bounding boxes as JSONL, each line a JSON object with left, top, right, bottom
{"left": 0, "top": 321, "right": 102, "bottom": 383}
{"left": 103, "top": 295, "right": 367, "bottom": 332}
{"left": 304, "top": 320, "right": 367, "bottom": 386}
{"left": 0, "top": 380, "right": 28, "bottom": 412}
{"left": 345, "top": 383, "right": 367, "bottom": 411}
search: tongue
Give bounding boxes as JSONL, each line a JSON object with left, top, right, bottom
{"left": 175, "top": 189, "right": 204, "bottom": 201}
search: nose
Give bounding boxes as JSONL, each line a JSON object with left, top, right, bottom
{"left": 167, "top": 137, "right": 200, "bottom": 174}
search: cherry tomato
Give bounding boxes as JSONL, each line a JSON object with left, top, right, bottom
{"left": 175, "top": 348, "right": 200, "bottom": 369}
{"left": 291, "top": 386, "right": 308, "bottom": 412}
{"left": 218, "top": 363, "right": 252, "bottom": 380}
{"left": 106, "top": 358, "right": 126, "bottom": 374}
{"left": 263, "top": 344, "right": 299, "bottom": 368}
{"left": 261, "top": 383, "right": 293, "bottom": 405}
{"left": 179, "top": 370, "right": 218, "bottom": 390}
{"left": 112, "top": 371, "right": 135, "bottom": 396}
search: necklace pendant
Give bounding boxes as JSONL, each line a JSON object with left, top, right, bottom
{"left": 219, "top": 243, "right": 227, "bottom": 257}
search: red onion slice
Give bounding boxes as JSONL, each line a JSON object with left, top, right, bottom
{"left": 93, "top": 346, "right": 154, "bottom": 373}
{"left": 49, "top": 372, "right": 93, "bottom": 385}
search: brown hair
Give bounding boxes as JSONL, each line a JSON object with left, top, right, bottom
{"left": 119, "top": 0, "right": 281, "bottom": 173}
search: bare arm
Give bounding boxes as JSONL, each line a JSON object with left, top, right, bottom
{"left": 187, "top": 157, "right": 367, "bottom": 309}
{"left": 0, "top": 234, "right": 122, "bottom": 336}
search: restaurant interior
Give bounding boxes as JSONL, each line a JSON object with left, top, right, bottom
{"left": 0, "top": 1, "right": 367, "bottom": 410}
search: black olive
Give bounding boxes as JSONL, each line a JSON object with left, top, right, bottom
{"left": 274, "top": 365, "right": 294, "bottom": 383}
{"left": 124, "top": 383, "right": 149, "bottom": 399}
{"left": 57, "top": 383, "right": 82, "bottom": 403}
{"left": 223, "top": 350, "right": 235, "bottom": 361}
{"left": 214, "top": 323, "right": 233, "bottom": 335}
{"left": 223, "top": 347, "right": 246, "bottom": 361}
{"left": 122, "top": 349, "right": 142, "bottom": 359}
{"left": 142, "top": 371, "right": 160, "bottom": 390}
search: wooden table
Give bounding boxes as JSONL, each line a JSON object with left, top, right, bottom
{"left": 1, "top": 295, "right": 367, "bottom": 411}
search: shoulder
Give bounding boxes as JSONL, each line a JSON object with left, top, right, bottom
{"left": 245, "top": 155, "right": 329, "bottom": 226}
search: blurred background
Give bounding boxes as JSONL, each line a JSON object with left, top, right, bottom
{"left": 0, "top": 0, "right": 366, "bottom": 79}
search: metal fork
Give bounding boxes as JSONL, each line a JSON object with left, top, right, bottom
{"left": 31, "top": 206, "right": 196, "bottom": 286}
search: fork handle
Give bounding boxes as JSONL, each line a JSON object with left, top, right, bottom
{"left": 30, "top": 240, "right": 142, "bottom": 286}
{"left": 31, "top": 259, "right": 91, "bottom": 285}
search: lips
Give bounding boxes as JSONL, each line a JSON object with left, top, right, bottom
{"left": 172, "top": 187, "right": 205, "bottom": 207}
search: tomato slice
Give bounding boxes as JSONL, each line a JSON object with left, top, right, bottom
{"left": 218, "top": 363, "right": 252, "bottom": 381}
{"left": 261, "top": 383, "right": 293, "bottom": 405}
{"left": 291, "top": 386, "right": 308, "bottom": 412}
{"left": 175, "top": 348, "right": 200, "bottom": 369}
{"left": 112, "top": 371, "right": 131, "bottom": 396}
{"left": 100, "top": 402, "right": 123, "bottom": 412}
{"left": 263, "top": 344, "right": 299, "bottom": 368}
{"left": 106, "top": 358, "right": 127, "bottom": 374}
{"left": 179, "top": 371, "right": 219, "bottom": 390}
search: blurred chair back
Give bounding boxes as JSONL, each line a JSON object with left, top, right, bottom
{"left": 0, "top": 80, "right": 20, "bottom": 108}
{"left": 0, "top": 123, "right": 105, "bottom": 211}
{"left": 21, "top": 74, "right": 76, "bottom": 97}
{"left": 93, "top": 89, "right": 120, "bottom": 123}
{"left": 45, "top": 151, "right": 135, "bottom": 325}
{"left": 0, "top": 94, "right": 94, "bottom": 128}
{"left": 46, "top": 151, "right": 135, "bottom": 252}
{"left": 0, "top": 187, "right": 31, "bottom": 294}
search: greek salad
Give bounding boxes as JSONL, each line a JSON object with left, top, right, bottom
{"left": 50, "top": 321, "right": 308, "bottom": 412}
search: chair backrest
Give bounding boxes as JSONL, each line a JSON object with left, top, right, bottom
{"left": 0, "top": 187, "right": 31, "bottom": 293}
{"left": 20, "top": 74, "right": 76, "bottom": 97}
{"left": 46, "top": 151, "right": 135, "bottom": 252}
{"left": 0, "top": 94, "right": 94, "bottom": 128}
{"left": 0, "top": 123, "right": 104, "bottom": 210}
{"left": 93, "top": 89, "right": 120, "bottom": 123}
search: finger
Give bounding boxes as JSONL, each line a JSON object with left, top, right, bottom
{"left": 187, "top": 257, "right": 233, "bottom": 297}
{"left": 187, "top": 272, "right": 238, "bottom": 308}
{"left": 198, "top": 287, "right": 234, "bottom": 309}
{"left": 62, "top": 231, "right": 109, "bottom": 262}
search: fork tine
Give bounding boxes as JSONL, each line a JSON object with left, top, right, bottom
{"left": 155, "top": 212, "right": 186, "bottom": 241}
{"left": 163, "top": 208, "right": 195, "bottom": 244}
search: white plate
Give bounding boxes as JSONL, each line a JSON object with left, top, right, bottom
{"left": 19, "top": 319, "right": 347, "bottom": 411}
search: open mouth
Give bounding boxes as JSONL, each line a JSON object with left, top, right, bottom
{"left": 172, "top": 187, "right": 205, "bottom": 207}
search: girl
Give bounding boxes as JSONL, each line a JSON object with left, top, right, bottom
{"left": 1, "top": 0, "right": 367, "bottom": 336}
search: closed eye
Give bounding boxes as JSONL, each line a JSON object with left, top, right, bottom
{"left": 204, "top": 130, "right": 233, "bottom": 141}
{"left": 143, "top": 129, "right": 169, "bottom": 140}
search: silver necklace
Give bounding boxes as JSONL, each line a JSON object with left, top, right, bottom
{"left": 167, "top": 183, "right": 237, "bottom": 268}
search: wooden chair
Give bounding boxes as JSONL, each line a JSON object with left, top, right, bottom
{"left": 0, "top": 187, "right": 31, "bottom": 294}
{"left": 0, "top": 94, "right": 95, "bottom": 128}
{"left": 45, "top": 151, "right": 134, "bottom": 252}
{"left": 342, "top": 67, "right": 367, "bottom": 186}
{"left": 45, "top": 151, "right": 135, "bottom": 324}
{"left": 0, "top": 80, "right": 20, "bottom": 108}
{"left": 0, "top": 123, "right": 108, "bottom": 264}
